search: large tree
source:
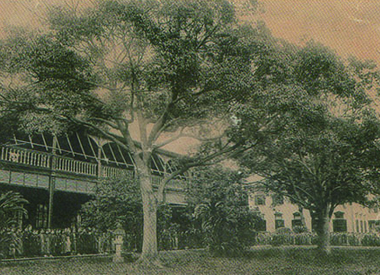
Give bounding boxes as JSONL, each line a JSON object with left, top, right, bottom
{"left": 239, "top": 42, "right": 380, "bottom": 254}
{"left": 0, "top": 0, "right": 264, "bottom": 264}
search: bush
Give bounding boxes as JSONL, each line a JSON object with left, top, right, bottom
{"left": 361, "top": 233, "right": 380, "bottom": 246}
{"left": 276, "top": 227, "right": 292, "bottom": 234}
{"left": 293, "top": 225, "right": 308, "bottom": 234}
{"left": 270, "top": 234, "right": 292, "bottom": 246}
{"left": 189, "top": 167, "right": 262, "bottom": 256}
{"left": 294, "top": 233, "right": 313, "bottom": 245}
{"left": 348, "top": 233, "right": 361, "bottom": 246}
{"left": 255, "top": 232, "right": 272, "bottom": 245}
{"left": 330, "top": 233, "right": 349, "bottom": 246}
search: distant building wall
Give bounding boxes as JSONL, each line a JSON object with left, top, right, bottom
{"left": 249, "top": 192, "right": 380, "bottom": 233}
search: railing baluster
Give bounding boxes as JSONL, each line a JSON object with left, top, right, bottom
{"left": 32, "top": 153, "right": 36, "bottom": 166}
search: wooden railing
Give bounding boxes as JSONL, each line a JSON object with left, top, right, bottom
{"left": 53, "top": 156, "right": 98, "bottom": 177}
{"left": 1, "top": 146, "right": 50, "bottom": 168}
{"left": 100, "top": 166, "right": 133, "bottom": 179}
{"left": 0, "top": 146, "right": 187, "bottom": 189}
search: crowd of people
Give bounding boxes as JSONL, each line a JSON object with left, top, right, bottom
{"left": 0, "top": 226, "right": 116, "bottom": 259}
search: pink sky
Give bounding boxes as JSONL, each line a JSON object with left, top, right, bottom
{"left": 1, "top": 1, "right": 379, "bottom": 64}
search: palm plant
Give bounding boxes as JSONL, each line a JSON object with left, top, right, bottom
{"left": 0, "top": 191, "right": 28, "bottom": 258}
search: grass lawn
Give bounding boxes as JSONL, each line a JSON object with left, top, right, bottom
{"left": 1, "top": 247, "right": 380, "bottom": 275}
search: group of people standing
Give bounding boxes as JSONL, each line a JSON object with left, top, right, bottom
{"left": 0, "top": 226, "right": 116, "bottom": 258}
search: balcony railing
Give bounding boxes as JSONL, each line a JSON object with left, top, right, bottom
{"left": 53, "top": 156, "right": 98, "bottom": 177}
{"left": 1, "top": 146, "right": 50, "bottom": 168}
{"left": 0, "top": 146, "right": 186, "bottom": 189}
{"left": 100, "top": 166, "right": 133, "bottom": 179}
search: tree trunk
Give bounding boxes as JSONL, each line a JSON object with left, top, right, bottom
{"left": 137, "top": 169, "right": 161, "bottom": 265}
{"left": 316, "top": 208, "right": 331, "bottom": 255}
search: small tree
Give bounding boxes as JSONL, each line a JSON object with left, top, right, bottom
{"left": 80, "top": 177, "right": 143, "bottom": 250}
{"left": 188, "top": 167, "right": 260, "bottom": 256}
{"left": 80, "top": 177, "right": 183, "bottom": 251}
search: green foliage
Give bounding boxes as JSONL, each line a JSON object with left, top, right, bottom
{"left": 80, "top": 177, "right": 143, "bottom": 250}
{"left": 0, "top": 191, "right": 28, "bottom": 229}
{"left": 188, "top": 166, "right": 260, "bottom": 256}
{"left": 275, "top": 227, "right": 292, "bottom": 234}
{"left": 80, "top": 177, "right": 185, "bottom": 251}
{"left": 0, "top": 191, "right": 28, "bottom": 258}
{"left": 255, "top": 232, "right": 380, "bottom": 247}
{"left": 292, "top": 225, "right": 309, "bottom": 234}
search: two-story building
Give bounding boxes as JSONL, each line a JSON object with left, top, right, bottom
{"left": 249, "top": 190, "right": 380, "bottom": 233}
{"left": 0, "top": 131, "right": 187, "bottom": 229}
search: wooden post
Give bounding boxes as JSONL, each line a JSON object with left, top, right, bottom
{"left": 48, "top": 135, "right": 57, "bottom": 229}
{"left": 97, "top": 142, "right": 102, "bottom": 178}
{"left": 47, "top": 177, "right": 55, "bottom": 229}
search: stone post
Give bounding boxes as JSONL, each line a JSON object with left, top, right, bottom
{"left": 113, "top": 223, "right": 125, "bottom": 263}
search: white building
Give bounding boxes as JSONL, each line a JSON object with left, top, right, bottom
{"left": 249, "top": 191, "right": 380, "bottom": 233}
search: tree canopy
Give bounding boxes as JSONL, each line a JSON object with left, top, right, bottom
{"left": 237, "top": 40, "right": 380, "bottom": 254}
{"left": 1, "top": 0, "right": 380, "bottom": 260}
{"left": 0, "top": 0, "right": 264, "bottom": 263}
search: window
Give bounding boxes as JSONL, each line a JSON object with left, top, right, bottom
{"left": 255, "top": 195, "right": 266, "bottom": 206}
{"left": 275, "top": 212, "right": 284, "bottom": 229}
{"left": 292, "top": 212, "right": 303, "bottom": 228}
{"left": 333, "top": 211, "right": 347, "bottom": 232}
{"left": 36, "top": 204, "right": 48, "bottom": 228}
{"left": 334, "top": 211, "right": 344, "bottom": 219}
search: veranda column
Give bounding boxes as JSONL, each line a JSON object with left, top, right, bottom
{"left": 47, "top": 135, "right": 58, "bottom": 229}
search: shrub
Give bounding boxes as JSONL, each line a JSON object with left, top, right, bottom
{"left": 293, "top": 225, "right": 308, "bottom": 234}
{"left": 348, "top": 233, "right": 361, "bottom": 246}
{"left": 361, "top": 233, "right": 380, "bottom": 246}
{"left": 270, "top": 229, "right": 294, "bottom": 246}
{"left": 0, "top": 192, "right": 28, "bottom": 258}
{"left": 255, "top": 232, "right": 272, "bottom": 245}
{"left": 294, "top": 233, "right": 313, "bottom": 245}
{"left": 270, "top": 233, "right": 294, "bottom": 246}
{"left": 190, "top": 167, "right": 262, "bottom": 256}
{"left": 330, "top": 233, "right": 349, "bottom": 246}
{"left": 276, "top": 227, "right": 292, "bottom": 234}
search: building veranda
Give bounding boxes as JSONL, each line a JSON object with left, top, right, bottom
{"left": 0, "top": 131, "right": 187, "bottom": 231}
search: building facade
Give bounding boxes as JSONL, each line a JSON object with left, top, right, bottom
{"left": 0, "top": 131, "right": 187, "bottom": 229}
{"left": 249, "top": 191, "right": 380, "bottom": 233}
